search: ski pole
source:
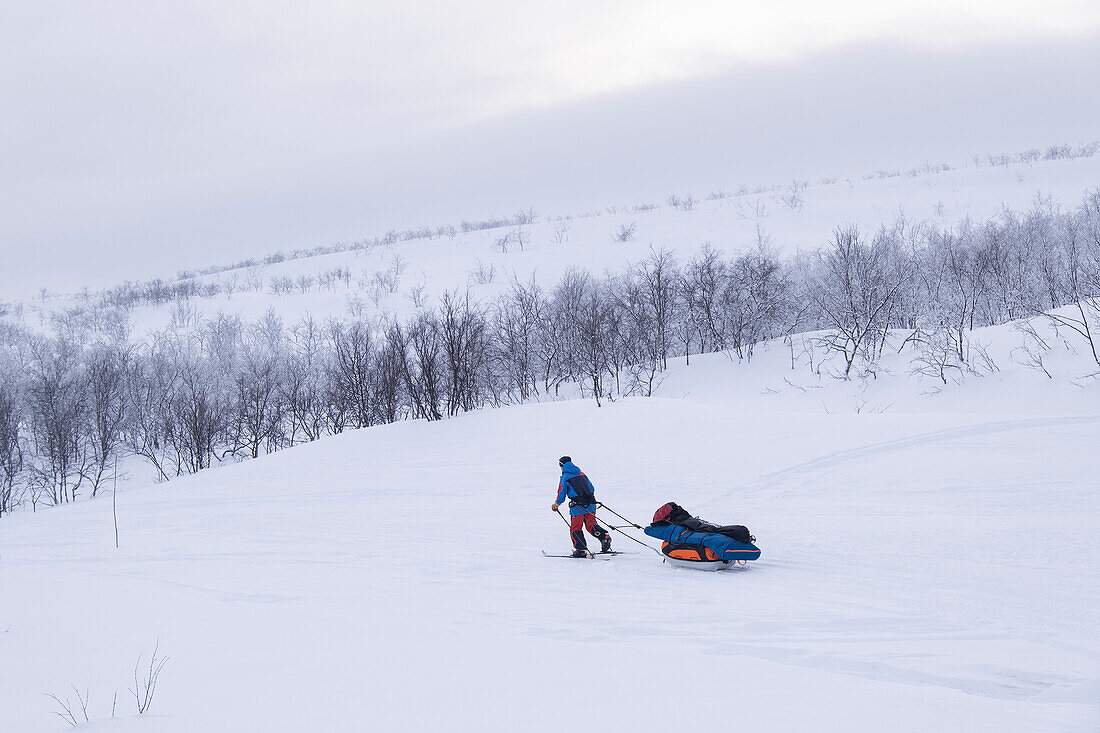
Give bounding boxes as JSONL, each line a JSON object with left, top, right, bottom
{"left": 597, "top": 502, "right": 644, "bottom": 529}
{"left": 592, "top": 504, "right": 661, "bottom": 555}
{"left": 600, "top": 522, "right": 661, "bottom": 554}
{"left": 555, "top": 507, "right": 598, "bottom": 558}
{"left": 559, "top": 504, "right": 660, "bottom": 556}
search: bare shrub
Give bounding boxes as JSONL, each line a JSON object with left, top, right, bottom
{"left": 46, "top": 686, "right": 90, "bottom": 727}
{"left": 613, "top": 222, "right": 637, "bottom": 243}
{"left": 667, "top": 194, "right": 696, "bottom": 211}
{"left": 907, "top": 326, "right": 965, "bottom": 385}
{"left": 740, "top": 199, "right": 768, "bottom": 218}
{"left": 1011, "top": 321, "right": 1053, "bottom": 378}
{"left": 491, "top": 279, "right": 546, "bottom": 403}
{"left": 1037, "top": 212, "right": 1100, "bottom": 366}
{"left": 778, "top": 181, "right": 806, "bottom": 211}
{"left": 494, "top": 227, "right": 529, "bottom": 253}
{"left": 327, "top": 320, "right": 376, "bottom": 429}
{"left": 470, "top": 260, "right": 496, "bottom": 285}
{"left": 551, "top": 220, "right": 571, "bottom": 245}
{"left": 439, "top": 292, "right": 490, "bottom": 416}
{"left": 0, "top": 376, "right": 25, "bottom": 517}
{"left": 407, "top": 281, "right": 428, "bottom": 308}
{"left": 269, "top": 275, "right": 294, "bottom": 295}
{"left": 83, "top": 343, "right": 131, "bottom": 496}
{"left": 399, "top": 312, "right": 446, "bottom": 421}
{"left": 130, "top": 641, "right": 169, "bottom": 715}
{"left": 808, "top": 226, "right": 910, "bottom": 377}
{"left": 27, "top": 336, "right": 89, "bottom": 505}
{"left": 1044, "top": 144, "right": 1073, "bottom": 160}
{"left": 344, "top": 294, "right": 368, "bottom": 320}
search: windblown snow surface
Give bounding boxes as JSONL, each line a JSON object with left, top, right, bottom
{"left": 2, "top": 314, "right": 1099, "bottom": 732}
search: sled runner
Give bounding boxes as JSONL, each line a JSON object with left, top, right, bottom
{"left": 663, "top": 555, "right": 730, "bottom": 571}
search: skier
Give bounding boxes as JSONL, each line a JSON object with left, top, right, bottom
{"left": 551, "top": 456, "right": 612, "bottom": 557}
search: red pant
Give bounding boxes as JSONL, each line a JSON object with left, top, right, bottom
{"left": 570, "top": 512, "right": 599, "bottom": 533}
{"left": 569, "top": 512, "right": 608, "bottom": 552}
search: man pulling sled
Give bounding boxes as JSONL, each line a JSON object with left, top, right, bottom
{"left": 550, "top": 456, "right": 612, "bottom": 557}
{"left": 546, "top": 458, "right": 761, "bottom": 569}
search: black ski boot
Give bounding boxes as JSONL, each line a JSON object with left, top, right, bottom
{"left": 571, "top": 549, "right": 589, "bottom": 558}
{"left": 600, "top": 533, "right": 612, "bottom": 553}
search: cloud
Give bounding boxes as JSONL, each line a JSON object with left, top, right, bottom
{"left": 2, "top": 3, "right": 1099, "bottom": 298}
{"left": 184, "top": 1, "right": 1100, "bottom": 126}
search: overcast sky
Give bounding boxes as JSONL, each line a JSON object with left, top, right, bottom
{"left": 2, "top": 1, "right": 1099, "bottom": 300}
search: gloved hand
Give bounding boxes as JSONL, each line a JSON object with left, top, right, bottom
{"left": 551, "top": 502, "right": 560, "bottom": 512}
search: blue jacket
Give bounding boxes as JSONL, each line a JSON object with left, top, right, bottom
{"left": 556, "top": 462, "right": 598, "bottom": 516}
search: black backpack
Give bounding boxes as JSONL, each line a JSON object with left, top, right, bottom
{"left": 654, "top": 502, "right": 756, "bottom": 544}
{"left": 565, "top": 475, "right": 596, "bottom": 506}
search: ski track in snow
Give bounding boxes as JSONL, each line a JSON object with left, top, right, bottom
{"left": 741, "top": 415, "right": 1100, "bottom": 497}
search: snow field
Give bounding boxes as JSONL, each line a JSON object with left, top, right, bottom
{"left": 2, "top": 370, "right": 1098, "bottom": 731}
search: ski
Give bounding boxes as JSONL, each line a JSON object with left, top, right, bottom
{"left": 540, "top": 550, "right": 636, "bottom": 558}
{"left": 541, "top": 550, "right": 611, "bottom": 559}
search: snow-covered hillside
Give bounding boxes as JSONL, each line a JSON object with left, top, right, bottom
{"left": 2, "top": 311, "right": 1099, "bottom": 732}
{"left": 18, "top": 149, "right": 1100, "bottom": 335}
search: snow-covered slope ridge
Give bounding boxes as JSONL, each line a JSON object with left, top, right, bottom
{"left": 23, "top": 150, "right": 1100, "bottom": 334}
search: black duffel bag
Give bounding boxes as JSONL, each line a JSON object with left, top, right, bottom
{"left": 651, "top": 502, "right": 755, "bottom": 544}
